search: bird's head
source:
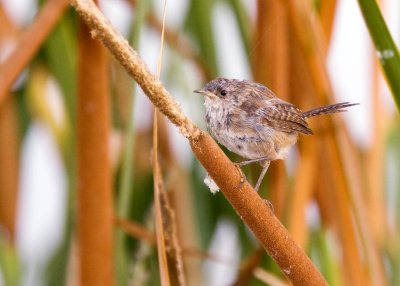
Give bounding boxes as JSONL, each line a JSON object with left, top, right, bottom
{"left": 194, "top": 78, "right": 273, "bottom": 105}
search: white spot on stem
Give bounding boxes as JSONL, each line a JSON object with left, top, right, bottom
{"left": 204, "top": 174, "right": 219, "bottom": 194}
{"left": 376, "top": 49, "right": 395, "bottom": 64}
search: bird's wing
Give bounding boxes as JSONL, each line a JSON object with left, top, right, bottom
{"left": 228, "top": 97, "right": 312, "bottom": 136}
{"left": 228, "top": 111, "right": 265, "bottom": 141}
{"left": 257, "top": 100, "right": 313, "bottom": 135}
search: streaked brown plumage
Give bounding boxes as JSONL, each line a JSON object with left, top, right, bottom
{"left": 195, "top": 78, "right": 358, "bottom": 192}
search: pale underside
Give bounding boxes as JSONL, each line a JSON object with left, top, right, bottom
{"left": 204, "top": 97, "right": 302, "bottom": 163}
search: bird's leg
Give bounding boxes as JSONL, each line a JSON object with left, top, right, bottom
{"left": 236, "top": 156, "right": 271, "bottom": 167}
{"left": 264, "top": 199, "right": 274, "bottom": 212}
{"left": 234, "top": 156, "right": 271, "bottom": 188}
{"left": 233, "top": 163, "right": 246, "bottom": 185}
{"left": 253, "top": 161, "right": 270, "bottom": 193}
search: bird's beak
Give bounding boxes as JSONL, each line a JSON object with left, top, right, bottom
{"left": 194, "top": 89, "right": 212, "bottom": 97}
{"left": 194, "top": 88, "right": 206, "bottom": 95}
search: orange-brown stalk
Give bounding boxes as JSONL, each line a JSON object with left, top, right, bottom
{"left": 0, "top": 96, "right": 19, "bottom": 242}
{"left": 158, "top": 115, "right": 203, "bottom": 285}
{"left": 153, "top": 6, "right": 187, "bottom": 283}
{"left": 190, "top": 134, "right": 327, "bottom": 285}
{"left": 286, "top": 33, "right": 319, "bottom": 247}
{"left": 287, "top": 0, "right": 386, "bottom": 285}
{"left": 319, "top": 0, "right": 337, "bottom": 45}
{"left": 115, "top": 217, "right": 156, "bottom": 245}
{"left": 69, "top": 0, "right": 327, "bottom": 284}
{"left": 76, "top": 8, "right": 114, "bottom": 285}
{"left": 232, "top": 248, "right": 264, "bottom": 286}
{"left": 0, "top": 0, "right": 68, "bottom": 106}
{"left": 289, "top": 1, "right": 367, "bottom": 283}
{"left": 0, "top": 6, "right": 20, "bottom": 243}
{"left": 366, "top": 55, "right": 388, "bottom": 244}
{"left": 252, "top": 0, "right": 290, "bottom": 216}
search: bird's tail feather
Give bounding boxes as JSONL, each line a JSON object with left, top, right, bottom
{"left": 302, "top": 102, "right": 359, "bottom": 118}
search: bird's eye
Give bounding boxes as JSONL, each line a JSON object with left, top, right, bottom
{"left": 220, "top": 90, "right": 227, "bottom": 96}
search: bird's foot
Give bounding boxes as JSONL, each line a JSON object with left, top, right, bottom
{"left": 236, "top": 156, "right": 271, "bottom": 167}
{"left": 253, "top": 161, "right": 271, "bottom": 192}
{"left": 264, "top": 199, "right": 274, "bottom": 212}
{"left": 233, "top": 163, "right": 247, "bottom": 185}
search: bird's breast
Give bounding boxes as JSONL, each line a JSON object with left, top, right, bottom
{"left": 204, "top": 100, "right": 298, "bottom": 161}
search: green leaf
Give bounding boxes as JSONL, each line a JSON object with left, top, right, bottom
{"left": 358, "top": 0, "right": 400, "bottom": 111}
{"left": 186, "top": 0, "right": 219, "bottom": 77}
{"left": 226, "top": 0, "right": 252, "bottom": 56}
{"left": 115, "top": 1, "right": 151, "bottom": 285}
{"left": 0, "top": 239, "right": 21, "bottom": 286}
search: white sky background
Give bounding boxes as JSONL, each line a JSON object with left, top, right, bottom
{"left": 328, "top": 0, "right": 373, "bottom": 147}
{"left": 0, "top": 0, "right": 399, "bottom": 285}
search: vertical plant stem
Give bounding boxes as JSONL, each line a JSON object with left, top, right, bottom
{"left": 319, "top": 0, "right": 337, "bottom": 45}
{"left": 115, "top": 0, "right": 148, "bottom": 284}
{"left": 152, "top": 2, "right": 186, "bottom": 284}
{"left": 286, "top": 32, "right": 318, "bottom": 247}
{"left": 153, "top": 111, "right": 170, "bottom": 286}
{"left": 287, "top": 1, "right": 387, "bottom": 284}
{"left": 167, "top": 168, "right": 202, "bottom": 285}
{"left": 0, "top": 96, "right": 19, "bottom": 242}
{"left": 287, "top": 140, "right": 317, "bottom": 247}
{"left": 253, "top": 0, "right": 289, "bottom": 98}
{"left": 0, "top": 7, "right": 19, "bottom": 244}
{"left": 76, "top": 7, "right": 114, "bottom": 285}
{"left": 114, "top": 62, "right": 135, "bottom": 286}
{"left": 252, "top": 0, "right": 289, "bottom": 216}
{"left": 358, "top": 0, "right": 400, "bottom": 110}
{"left": 366, "top": 56, "right": 388, "bottom": 244}
{"left": 227, "top": 0, "right": 252, "bottom": 56}
{"left": 188, "top": 0, "right": 218, "bottom": 77}
{"left": 152, "top": 0, "right": 166, "bottom": 280}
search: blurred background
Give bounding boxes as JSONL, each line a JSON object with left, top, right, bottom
{"left": 0, "top": 0, "right": 399, "bottom": 285}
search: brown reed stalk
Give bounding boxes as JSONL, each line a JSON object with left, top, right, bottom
{"left": 168, "top": 173, "right": 203, "bottom": 285}
{"left": 252, "top": 0, "right": 290, "bottom": 217}
{"left": 288, "top": 0, "right": 388, "bottom": 284}
{"left": 0, "top": 6, "right": 20, "bottom": 243}
{"left": 0, "top": 96, "right": 19, "bottom": 242}
{"left": 287, "top": 139, "right": 317, "bottom": 247}
{"left": 319, "top": 0, "right": 337, "bottom": 45}
{"left": 366, "top": 55, "right": 388, "bottom": 244}
{"left": 286, "top": 31, "right": 319, "bottom": 247}
{"left": 253, "top": 0, "right": 289, "bottom": 98}
{"left": 158, "top": 116, "right": 203, "bottom": 285}
{"left": 68, "top": 0, "right": 328, "bottom": 284}
{"left": 232, "top": 248, "right": 263, "bottom": 286}
{"left": 0, "top": 0, "right": 68, "bottom": 106}
{"left": 336, "top": 119, "right": 388, "bottom": 286}
{"left": 115, "top": 217, "right": 156, "bottom": 244}
{"left": 153, "top": 112, "right": 188, "bottom": 286}
{"left": 253, "top": 268, "right": 289, "bottom": 286}
{"left": 116, "top": 217, "right": 232, "bottom": 266}
{"left": 289, "top": 1, "right": 356, "bottom": 283}
{"left": 76, "top": 6, "right": 114, "bottom": 285}
{"left": 153, "top": 6, "right": 187, "bottom": 283}
{"left": 153, "top": 129, "right": 172, "bottom": 286}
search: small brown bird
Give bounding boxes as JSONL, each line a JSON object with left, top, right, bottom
{"left": 194, "top": 78, "right": 358, "bottom": 192}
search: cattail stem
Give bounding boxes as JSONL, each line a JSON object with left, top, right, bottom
{"left": 68, "top": 0, "right": 328, "bottom": 284}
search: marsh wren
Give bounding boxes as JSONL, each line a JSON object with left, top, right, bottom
{"left": 194, "top": 78, "right": 358, "bottom": 192}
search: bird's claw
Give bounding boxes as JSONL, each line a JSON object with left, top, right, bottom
{"left": 264, "top": 199, "right": 274, "bottom": 212}
{"left": 233, "top": 163, "right": 246, "bottom": 186}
